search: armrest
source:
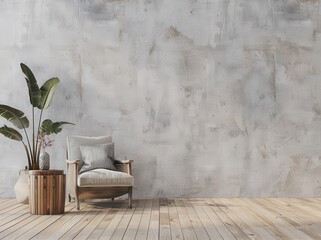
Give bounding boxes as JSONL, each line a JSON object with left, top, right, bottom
{"left": 114, "top": 159, "right": 134, "bottom": 164}
{"left": 65, "top": 159, "right": 79, "bottom": 198}
{"left": 66, "top": 159, "right": 81, "bottom": 164}
{"left": 114, "top": 159, "right": 133, "bottom": 175}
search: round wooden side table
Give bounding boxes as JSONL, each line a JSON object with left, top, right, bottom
{"left": 29, "top": 170, "right": 66, "bottom": 215}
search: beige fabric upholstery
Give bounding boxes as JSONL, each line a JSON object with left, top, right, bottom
{"left": 79, "top": 143, "right": 116, "bottom": 173}
{"left": 66, "top": 135, "right": 113, "bottom": 170}
{"left": 77, "top": 169, "right": 134, "bottom": 187}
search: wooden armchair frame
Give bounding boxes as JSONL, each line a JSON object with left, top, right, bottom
{"left": 66, "top": 159, "right": 133, "bottom": 210}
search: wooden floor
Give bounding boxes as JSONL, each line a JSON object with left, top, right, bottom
{"left": 0, "top": 198, "right": 320, "bottom": 240}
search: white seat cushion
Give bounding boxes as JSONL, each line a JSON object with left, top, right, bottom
{"left": 77, "top": 169, "right": 133, "bottom": 187}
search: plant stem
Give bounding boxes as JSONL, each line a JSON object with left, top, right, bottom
{"left": 22, "top": 127, "right": 32, "bottom": 166}
{"left": 32, "top": 107, "right": 35, "bottom": 168}
{"left": 35, "top": 109, "right": 43, "bottom": 166}
{"left": 15, "top": 116, "right": 33, "bottom": 169}
{"left": 36, "top": 141, "right": 41, "bottom": 169}
{"left": 22, "top": 142, "right": 32, "bottom": 169}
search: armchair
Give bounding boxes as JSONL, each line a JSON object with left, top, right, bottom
{"left": 66, "top": 136, "right": 133, "bottom": 210}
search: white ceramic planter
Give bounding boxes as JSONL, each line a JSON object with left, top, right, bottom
{"left": 14, "top": 169, "right": 29, "bottom": 204}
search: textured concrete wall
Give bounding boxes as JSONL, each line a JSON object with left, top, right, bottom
{"left": 0, "top": 0, "right": 321, "bottom": 197}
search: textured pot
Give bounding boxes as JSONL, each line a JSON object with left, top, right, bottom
{"left": 39, "top": 152, "right": 50, "bottom": 170}
{"left": 14, "top": 169, "right": 29, "bottom": 204}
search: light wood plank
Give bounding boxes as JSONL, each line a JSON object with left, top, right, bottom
{"left": 123, "top": 199, "right": 146, "bottom": 240}
{"left": 220, "top": 198, "right": 283, "bottom": 240}
{"left": 46, "top": 201, "right": 95, "bottom": 240}
{"left": 0, "top": 212, "right": 31, "bottom": 233}
{"left": 275, "top": 198, "right": 321, "bottom": 228}
{"left": 0, "top": 215, "right": 51, "bottom": 239}
{"left": 0, "top": 199, "right": 18, "bottom": 211}
{"left": 0, "top": 198, "right": 13, "bottom": 204}
{"left": 0, "top": 197, "right": 319, "bottom": 240}
{"left": 74, "top": 204, "right": 110, "bottom": 240}
{"left": 147, "top": 198, "right": 160, "bottom": 240}
{"left": 184, "top": 198, "right": 210, "bottom": 240}
{"left": 110, "top": 200, "right": 138, "bottom": 240}
{"left": 222, "top": 198, "right": 291, "bottom": 240}
{"left": 31, "top": 202, "right": 84, "bottom": 239}
{"left": 294, "top": 198, "right": 321, "bottom": 216}
{"left": 175, "top": 198, "right": 197, "bottom": 240}
{"left": 15, "top": 202, "right": 74, "bottom": 240}
{"left": 0, "top": 204, "right": 29, "bottom": 226}
{"left": 256, "top": 198, "right": 321, "bottom": 239}
{"left": 59, "top": 202, "right": 101, "bottom": 240}
{"left": 191, "top": 198, "right": 223, "bottom": 240}
{"left": 159, "top": 198, "right": 171, "bottom": 240}
{"left": 240, "top": 198, "right": 314, "bottom": 240}
{"left": 168, "top": 198, "right": 184, "bottom": 240}
{"left": 0, "top": 202, "right": 27, "bottom": 215}
{"left": 208, "top": 198, "right": 250, "bottom": 240}
{"left": 301, "top": 198, "right": 321, "bottom": 204}
{"left": 87, "top": 207, "right": 115, "bottom": 239}
{"left": 214, "top": 198, "right": 272, "bottom": 240}
{"left": 285, "top": 198, "right": 321, "bottom": 220}
{"left": 135, "top": 199, "right": 153, "bottom": 240}
{"left": 98, "top": 201, "right": 128, "bottom": 239}
{"left": 202, "top": 199, "right": 237, "bottom": 240}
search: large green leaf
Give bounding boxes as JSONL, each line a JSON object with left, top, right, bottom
{"left": 38, "top": 78, "right": 60, "bottom": 109}
{"left": 20, "top": 63, "right": 41, "bottom": 107}
{"left": 40, "top": 119, "right": 74, "bottom": 134}
{"left": 0, "top": 125, "right": 23, "bottom": 141}
{"left": 0, "top": 104, "right": 29, "bottom": 129}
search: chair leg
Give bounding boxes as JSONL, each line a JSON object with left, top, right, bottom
{"left": 75, "top": 196, "right": 80, "bottom": 210}
{"left": 68, "top": 194, "right": 71, "bottom": 202}
{"left": 128, "top": 186, "right": 133, "bottom": 209}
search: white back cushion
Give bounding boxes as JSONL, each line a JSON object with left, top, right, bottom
{"left": 66, "top": 136, "right": 113, "bottom": 169}
{"left": 79, "top": 143, "right": 116, "bottom": 173}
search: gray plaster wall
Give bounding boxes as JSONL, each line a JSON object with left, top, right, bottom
{"left": 0, "top": 0, "right": 321, "bottom": 197}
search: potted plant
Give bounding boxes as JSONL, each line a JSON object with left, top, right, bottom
{"left": 0, "top": 63, "right": 73, "bottom": 203}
